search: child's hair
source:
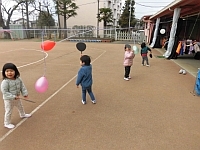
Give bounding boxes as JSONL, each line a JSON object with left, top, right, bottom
{"left": 141, "top": 42, "right": 146, "bottom": 48}
{"left": 2, "top": 63, "right": 20, "bottom": 79}
{"left": 124, "top": 44, "right": 131, "bottom": 51}
{"left": 80, "top": 55, "right": 91, "bottom": 66}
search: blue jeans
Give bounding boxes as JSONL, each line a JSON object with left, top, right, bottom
{"left": 82, "top": 86, "right": 95, "bottom": 102}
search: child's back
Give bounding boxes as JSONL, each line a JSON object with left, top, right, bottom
{"left": 76, "top": 55, "right": 96, "bottom": 105}
{"left": 141, "top": 46, "right": 148, "bottom": 54}
{"left": 77, "top": 65, "right": 93, "bottom": 88}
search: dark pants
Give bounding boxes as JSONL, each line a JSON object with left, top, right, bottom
{"left": 194, "top": 52, "right": 200, "bottom": 60}
{"left": 82, "top": 86, "right": 95, "bottom": 102}
{"left": 142, "top": 56, "right": 149, "bottom": 65}
{"left": 124, "top": 66, "right": 131, "bottom": 78}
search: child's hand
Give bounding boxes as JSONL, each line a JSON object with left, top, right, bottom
{"left": 77, "top": 85, "right": 79, "bottom": 88}
{"left": 24, "top": 95, "right": 28, "bottom": 99}
{"left": 15, "top": 96, "right": 19, "bottom": 100}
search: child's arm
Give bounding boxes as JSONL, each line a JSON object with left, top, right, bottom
{"left": 147, "top": 47, "right": 152, "bottom": 53}
{"left": 76, "top": 69, "right": 84, "bottom": 86}
{"left": 1, "top": 80, "right": 16, "bottom": 100}
{"left": 19, "top": 78, "right": 28, "bottom": 97}
{"left": 131, "top": 51, "right": 135, "bottom": 59}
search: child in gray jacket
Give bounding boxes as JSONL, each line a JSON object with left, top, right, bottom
{"left": 1, "top": 63, "right": 31, "bottom": 129}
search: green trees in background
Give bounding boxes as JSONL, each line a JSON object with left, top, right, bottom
{"left": 119, "top": 0, "right": 137, "bottom": 28}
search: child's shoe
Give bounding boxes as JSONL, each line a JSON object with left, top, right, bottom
{"left": 182, "top": 69, "right": 187, "bottom": 75}
{"left": 82, "top": 100, "right": 86, "bottom": 105}
{"left": 124, "top": 77, "right": 129, "bottom": 81}
{"left": 146, "top": 65, "right": 150, "bottom": 67}
{"left": 4, "top": 124, "right": 15, "bottom": 129}
{"left": 179, "top": 69, "right": 183, "bottom": 74}
{"left": 128, "top": 76, "right": 131, "bottom": 79}
{"left": 20, "top": 114, "right": 31, "bottom": 118}
{"left": 91, "top": 100, "right": 96, "bottom": 104}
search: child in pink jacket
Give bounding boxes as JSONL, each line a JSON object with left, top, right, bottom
{"left": 123, "top": 44, "right": 135, "bottom": 81}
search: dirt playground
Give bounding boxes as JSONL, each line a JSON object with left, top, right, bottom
{"left": 0, "top": 40, "right": 199, "bottom": 150}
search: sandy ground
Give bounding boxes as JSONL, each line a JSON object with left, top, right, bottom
{"left": 0, "top": 40, "right": 199, "bottom": 150}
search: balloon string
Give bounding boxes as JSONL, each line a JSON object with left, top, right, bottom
{"left": 41, "top": 31, "right": 47, "bottom": 76}
{"left": 57, "top": 30, "right": 93, "bottom": 43}
{"left": 40, "top": 29, "right": 92, "bottom": 76}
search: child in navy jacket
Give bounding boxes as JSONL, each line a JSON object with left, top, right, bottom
{"left": 141, "top": 42, "right": 152, "bottom": 67}
{"left": 76, "top": 55, "right": 96, "bottom": 105}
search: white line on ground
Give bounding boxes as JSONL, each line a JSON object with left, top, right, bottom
{"left": 171, "top": 59, "right": 197, "bottom": 77}
{"left": 17, "top": 49, "right": 48, "bottom": 68}
{"left": 0, "top": 48, "right": 48, "bottom": 70}
{"left": 153, "top": 48, "right": 198, "bottom": 77}
{"left": 0, "top": 50, "right": 106, "bottom": 143}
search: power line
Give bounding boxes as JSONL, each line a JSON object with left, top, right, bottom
{"left": 77, "top": 2, "right": 96, "bottom": 7}
{"left": 135, "top": 2, "right": 165, "bottom": 8}
{"left": 76, "top": 1, "right": 108, "bottom": 7}
{"left": 135, "top": 11, "right": 157, "bottom": 13}
{"left": 135, "top": 2, "right": 171, "bottom": 3}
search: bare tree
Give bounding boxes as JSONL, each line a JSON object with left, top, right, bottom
{"left": 0, "top": 0, "right": 4, "bottom": 28}
{"left": 32, "top": 1, "right": 55, "bottom": 39}
{"left": 0, "top": 0, "right": 26, "bottom": 38}
{"left": 54, "top": 0, "right": 61, "bottom": 39}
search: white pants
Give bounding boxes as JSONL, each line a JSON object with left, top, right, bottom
{"left": 4, "top": 100, "right": 25, "bottom": 125}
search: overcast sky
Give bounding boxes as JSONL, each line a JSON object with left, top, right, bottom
{"left": 2, "top": 0, "right": 176, "bottom": 20}
{"left": 133, "top": 0, "right": 175, "bottom": 19}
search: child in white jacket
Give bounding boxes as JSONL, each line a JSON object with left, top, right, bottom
{"left": 1, "top": 63, "right": 31, "bottom": 129}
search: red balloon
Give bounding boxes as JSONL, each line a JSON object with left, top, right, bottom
{"left": 41, "top": 40, "right": 56, "bottom": 51}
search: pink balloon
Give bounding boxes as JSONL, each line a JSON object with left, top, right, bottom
{"left": 35, "top": 76, "right": 48, "bottom": 93}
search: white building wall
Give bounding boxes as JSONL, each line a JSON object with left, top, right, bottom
{"left": 106, "top": 0, "right": 122, "bottom": 26}
{"left": 60, "top": 0, "right": 122, "bottom": 29}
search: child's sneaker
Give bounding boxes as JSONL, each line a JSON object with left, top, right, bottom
{"left": 124, "top": 77, "right": 129, "bottom": 81}
{"left": 20, "top": 114, "right": 31, "bottom": 118}
{"left": 179, "top": 69, "right": 183, "bottom": 74}
{"left": 82, "top": 100, "right": 86, "bottom": 105}
{"left": 4, "top": 124, "right": 15, "bottom": 129}
{"left": 146, "top": 65, "right": 150, "bottom": 67}
{"left": 91, "top": 100, "right": 96, "bottom": 104}
{"left": 128, "top": 76, "right": 131, "bottom": 79}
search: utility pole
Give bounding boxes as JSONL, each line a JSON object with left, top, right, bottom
{"left": 97, "top": 0, "right": 100, "bottom": 38}
{"left": 128, "top": 0, "right": 133, "bottom": 29}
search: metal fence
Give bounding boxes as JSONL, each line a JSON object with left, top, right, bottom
{"left": 0, "top": 27, "right": 145, "bottom": 43}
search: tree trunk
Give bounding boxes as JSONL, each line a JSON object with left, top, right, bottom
{"left": 4, "top": 17, "right": 11, "bottom": 39}
{"left": 58, "top": 14, "right": 61, "bottom": 39}
{"left": 25, "top": 0, "right": 30, "bottom": 39}
{"left": 64, "top": 14, "right": 67, "bottom": 38}
{"left": 48, "top": 26, "right": 51, "bottom": 39}
{"left": 56, "top": 0, "right": 61, "bottom": 39}
{"left": 0, "top": 5, "right": 7, "bottom": 38}
{"left": 103, "top": 21, "right": 107, "bottom": 38}
{"left": 0, "top": 6, "right": 5, "bottom": 28}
